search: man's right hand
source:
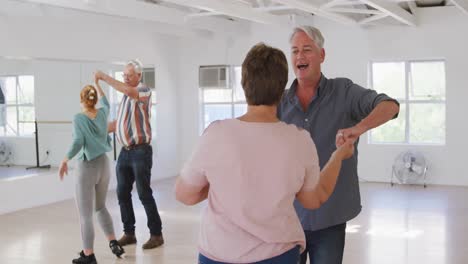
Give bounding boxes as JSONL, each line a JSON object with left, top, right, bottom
{"left": 108, "top": 120, "right": 117, "bottom": 133}
{"left": 94, "top": 70, "right": 106, "bottom": 81}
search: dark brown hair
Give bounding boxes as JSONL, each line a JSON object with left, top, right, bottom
{"left": 241, "top": 43, "right": 288, "bottom": 106}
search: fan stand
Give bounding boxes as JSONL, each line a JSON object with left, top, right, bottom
{"left": 26, "top": 120, "right": 50, "bottom": 170}
{"left": 391, "top": 165, "right": 428, "bottom": 188}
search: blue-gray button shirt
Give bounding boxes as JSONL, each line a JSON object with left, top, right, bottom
{"left": 278, "top": 74, "right": 399, "bottom": 231}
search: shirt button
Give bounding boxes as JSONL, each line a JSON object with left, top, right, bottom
{"left": 305, "top": 118, "right": 308, "bottom": 122}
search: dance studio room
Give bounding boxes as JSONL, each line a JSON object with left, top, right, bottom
{"left": 1, "top": 0, "right": 467, "bottom": 263}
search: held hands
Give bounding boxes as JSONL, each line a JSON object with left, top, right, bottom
{"left": 334, "top": 139, "right": 355, "bottom": 161}
{"left": 335, "top": 124, "right": 366, "bottom": 147}
{"left": 334, "top": 125, "right": 365, "bottom": 161}
{"left": 94, "top": 70, "right": 106, "bottom": 82}
{"left": 59, "top": 159, "right": 68, "bottom": 181}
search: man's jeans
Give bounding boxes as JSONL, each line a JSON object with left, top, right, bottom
{"left": 300, "top": 223, "right": 347, "bottom": 264}
{"left": 116, "top": 144, "right": 162, "bottom": 236}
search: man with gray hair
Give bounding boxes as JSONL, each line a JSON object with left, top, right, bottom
{"left": 277, "top": 26, "right": 399, "bottom": 264}
{"left": 95, "top": 60, "right": 163, "bottom": 250}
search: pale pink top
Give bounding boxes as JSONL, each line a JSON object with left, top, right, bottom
{"left": 180, "top": 119, "right": 320, "bottom": 263}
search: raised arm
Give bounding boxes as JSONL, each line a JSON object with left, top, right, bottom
{"left": 95, "top": 70, "right": 139, "bottom": 100}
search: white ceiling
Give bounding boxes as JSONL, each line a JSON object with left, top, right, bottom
{"left": 2, "top": 0, "right": 468, "bottom": 36}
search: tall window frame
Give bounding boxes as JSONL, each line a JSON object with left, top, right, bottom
{"left": 0, "top": 75, "right": 35, "bottom": 137}
{"left": 199, "top": 65, "right": 247, "bottom": 132}
{"left": 368, "top": 59, "right": 446, "bottom": 145}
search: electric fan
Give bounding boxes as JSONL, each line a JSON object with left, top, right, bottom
{"left": 391, "top": 150, "right": 428, "bottom": 187}
{"left": 0, "top": 140, "right": 13, "bottom": 167}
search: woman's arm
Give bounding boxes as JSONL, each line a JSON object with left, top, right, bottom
{"left": 95, "top": 77, "right": 110, "bottom": 114}
{"left": 60, "top": 116, "right": 84, "bottom": 180}
{"left": 296, "top": 140, "right": 354, "bottom": 209}
{"left": 175, "top": 123, "right": 216, "bottom": 205}
{"left": 175, "top": 178, "right": 209, "bottom": 205}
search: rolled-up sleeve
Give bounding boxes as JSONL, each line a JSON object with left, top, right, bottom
{"left": 346, "top": 80, "right": 399, "bottom": 121}
{"left": 138, "top": 86, "right": 152, "bottom": 103}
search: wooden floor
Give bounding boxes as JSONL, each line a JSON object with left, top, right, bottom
{"left": 1, "top": 177, "right": 467, "bottom": 264}
{"left": 0, "top": 165, "right": 48, "bottom": 180}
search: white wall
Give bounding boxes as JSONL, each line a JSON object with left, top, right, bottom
{"left": 2, "top": 5, "right": 468, "bottom": 214}
{"left": 178, "top": 6, "right": 468, "bottom": 186}
{"left": 0, "top": 11, "right": 180, "bottom": 213}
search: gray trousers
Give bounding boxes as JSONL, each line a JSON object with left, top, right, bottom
{"left": 75, "top": 154, "right": 115, "bottom": 249}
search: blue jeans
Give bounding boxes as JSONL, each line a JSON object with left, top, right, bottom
{"left": 116, "top": 144, "right": 162, "bottom": 236}
{"left": 199, "top": 246, "right": 300, "bottom": 264}
{"left": 299, "top": 223, "right": 346, "bottom": 264}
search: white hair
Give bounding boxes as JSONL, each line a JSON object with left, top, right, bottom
{"left": 126, "top": 59, "right": 143, "bottom": 74}
{"left": 290, "top": 26, "right": 325, "bottom": 49}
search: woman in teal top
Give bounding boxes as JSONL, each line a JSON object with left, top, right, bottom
{"left": 59, "top": 79, "right": 124, "bottom": 264}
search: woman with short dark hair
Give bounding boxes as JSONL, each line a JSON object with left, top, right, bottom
{"left": 176, "top": 43, "right": 354, "bottom": 264}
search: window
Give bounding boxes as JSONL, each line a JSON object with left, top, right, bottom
{"left": 369, "top": 60, "right": 446, "bottom": 144}
{"left": 200, "top": 66, "right": 247, "bottom": 130}
{"left": 0, "top": 75, "right": 35, "bottom": 137}
{"left": 108, "top": 68, "right": 157, "bottom": 136}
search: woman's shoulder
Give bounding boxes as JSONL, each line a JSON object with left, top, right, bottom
{"left": 73, "top": 113, "right": 86, "bottom": 122}
{"left": 278, "top": 122, "right": 314, "bottom": 145}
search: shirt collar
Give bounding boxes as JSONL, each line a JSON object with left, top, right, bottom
{"left": 286, "top": 73, "right": 327, "bottom": 102}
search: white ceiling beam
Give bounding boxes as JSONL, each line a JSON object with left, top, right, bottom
{"left": 187, "top": 11, "right": 220, "bottom": 18}
{"left": 254, "top": 5, "right": 296, "bottom": 12}
{"left": 326, "top": 7, "right": 384, "bottom": 15}
{"left": 451, "top": 0, "right": 468, "bottom": 15}
{"left": 185, "top": 1, "right": 288, "bottom": 14}
{"left": 320, "top": 0, "right": 361, "bottom": 9}
{"left": 407, "top": 1, "right": 417, "bottom": 14}
{"left": 163, "top": 0, "right": 291, "bottom": 26}
{"left": 358, "top": 13, "right": 388, "bottom": 25}
{"left": 13, "top": 0, "right": 243, "bottom": 34}
{"left": 407, "top": 1, "right": 419, "bottom": 24}
{"left": 0, "top": 0, "right": 202, "bottom": 37}
{"left": 360, "top": 0, "right": 416, "bottom": 25}
{"left": 15, "top": 0, "right": 185, "bottom": 23}
{"left": 273, "top": 0, "right": 357, "bottom": 25}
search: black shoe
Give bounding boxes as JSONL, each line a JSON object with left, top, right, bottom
{"left": 109, "top": 240, "right": 125, "bottom": 258}
{"left": 72, "top": 251, "right": 97, "bottom": 264}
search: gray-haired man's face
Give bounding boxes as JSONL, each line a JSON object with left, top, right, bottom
{"left": 123, "top": 65, "right": 141, "bottom": 87}
{"left": 290, "top": 31, "right": 325, "bottom": 82}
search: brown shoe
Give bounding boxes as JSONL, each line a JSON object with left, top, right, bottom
{"left": 117, "top": 233, "right": 137, "bottom": 246}
{"left": 142, "top": 234, "right": 164, "bottom": 249}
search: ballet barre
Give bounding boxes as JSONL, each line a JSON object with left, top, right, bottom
{"left": 20, "top": 120, "right": 117, "bottom": 170}
{"left": 20, "top": 120, "right": 71, "bottom": 170}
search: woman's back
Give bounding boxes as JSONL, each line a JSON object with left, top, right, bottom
{"left": 67, "top": 97, "right": 111, "bottom": 161}
{"left": 181, "top": 118, "right": 320, "bottom": 263}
